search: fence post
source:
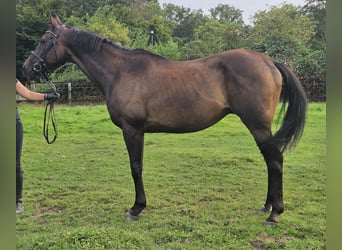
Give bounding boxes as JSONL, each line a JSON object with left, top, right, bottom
{"left": 68, "top": 82, "right": 72, "bottom": 104}
{"left": 30, "top": 83, "right": 36, "bottom": 91}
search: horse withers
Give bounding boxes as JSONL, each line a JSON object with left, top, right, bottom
{"left": 22, "top": 16, "right": 307, "bottom": 224}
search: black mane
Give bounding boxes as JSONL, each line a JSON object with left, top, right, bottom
{"left": 68, "top": 28, "right": 166, "bottom": 59}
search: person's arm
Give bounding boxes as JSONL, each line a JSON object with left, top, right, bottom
{"left": 16, "top": 80, "right": 45, "bottom": 101}
{"left": 16, "top": 79, "right": 60, "bottom": 101}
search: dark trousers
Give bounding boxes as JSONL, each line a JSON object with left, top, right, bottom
{"left": 16, "top": 109, "right": 23, "bottom": 203}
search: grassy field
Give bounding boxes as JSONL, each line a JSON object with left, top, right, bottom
{"left": 16, "top": 103, "right": 326, "bottom": 249}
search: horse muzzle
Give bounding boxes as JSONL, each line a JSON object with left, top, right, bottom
{"left": 22, "top": 60, "right": 43, "bottom": 81}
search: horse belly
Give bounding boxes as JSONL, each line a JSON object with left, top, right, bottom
{"left": 143, "top": 60, "right": 230, "bottom": 132}
{"left": 144, "top": 100, "right": 230, "bottom": 133}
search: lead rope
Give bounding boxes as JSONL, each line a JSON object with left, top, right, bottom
{"left": 43, "top": 99, "right": 58, "bottom": 144}
{"left": 43, "top": 76, "right": 58, "bottom": 144}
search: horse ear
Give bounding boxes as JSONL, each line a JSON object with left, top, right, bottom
{"left": 55, "top": 16, "right": 62, "bottom": 25}
{"left": 50, "top": 15, "right": 63, "bottom": 28}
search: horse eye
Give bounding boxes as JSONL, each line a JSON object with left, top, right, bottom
{"left": 40, "top": 39, "right": 46, "bottom": 44}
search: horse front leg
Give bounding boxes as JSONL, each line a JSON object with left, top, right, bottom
{"left": 122, "top": 123, "right": 146, "bottom": 221}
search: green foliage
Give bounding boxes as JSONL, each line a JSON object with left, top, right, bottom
{"left": 184, "top": 19, "right": 228, "bottom": 59}
{"left": 16, "top": 0, "right": 52, "bottom": 80}
{"left": 147, "top": 40, "right": 182, "bottom": 60}
{"left": 302, "top": 0, "right": 326, "bottom": 50}
{"left": 249, "top": 3, "right": 326, "bottom": 82}
{"left": 294, "top": 49, "right": 326, "bottom": 81}
{"left": 129, "top": 30, "right": 181, "bottom": 60}
{"left": 16, "top": 103, "right": 326, "bottom": 249}
{"left": 50, "top": 64, "right": 87, "bottom": 82}
{"left": 51, "top": 6, "right": 131, "bottom": 82}
{"left": 162, "top": 4, "right": 208, "bottom": 46}
{"left": 75, "top": 6, "right": 131, "bottom": 46}
{"left": 210, "top": 4, "right": 244, "bottom": 24}
{"left": 250, "top": 4, "right": 315, "bottom": 61}
{"left": 252, "top": 4, "right": 315, "bottom": 44}
{"left": 181, "top": 19, "right": 245, "bottom": 59}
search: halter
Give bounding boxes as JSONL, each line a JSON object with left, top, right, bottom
{"left": 30, "top": 24, "right": 65, "bottom": 91}
{"left": 30, "top": 24, "right": 65, "bottom": 144}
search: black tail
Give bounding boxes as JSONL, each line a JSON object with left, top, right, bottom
{"left": 272, "top": 62, "right": 307, "bottom": 152}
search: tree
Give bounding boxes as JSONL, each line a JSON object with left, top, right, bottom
{"left": 75, "top": 6, "right": 131, "bottom": 46}
{"left": 249, "top": 4, "right": 316, "bottom": 66}
{"left": 248, "top": 2, "right": 325, "bottom": 92}
{"left": 182, "top": 19, "right": 226, "bottom": 59}
{"left": 50, "top": 6, "right": 132, "bottom": 82}
{"left": 16, "top": 0, "right": 144, "bottom": 78}
{"left": 124, "top": 1, "right": 175, "bottom": 46}
{"left": 162, "top": 4, "right": 208, "bottom": 47}
{"left": 299, "top": 0, "right": 326, "bottom": 84}
{"left": 301, "top": 0, "right": 326, "bottom": 50}
{"left": 181, "top": 18, "right": 246, "bottom": 60}
{"left": 210, "top": 4, "right": 244, "bottom": 25}
{"left": 16, "top": 0, "right": 56, "bottom": 79}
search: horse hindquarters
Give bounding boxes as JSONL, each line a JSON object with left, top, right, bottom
{"left": 226, "top": 57, "right": 285, "bottom": 223}
{"left": 235, "top": 59, "right": 306, "bottom": 224}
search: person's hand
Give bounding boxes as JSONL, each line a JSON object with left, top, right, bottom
{"left": 44, "top": 93, "right": 60, "bottom": 101}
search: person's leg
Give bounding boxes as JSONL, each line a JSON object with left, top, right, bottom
{"left": 16, "top": 109, "right": 24, "bottom": 214}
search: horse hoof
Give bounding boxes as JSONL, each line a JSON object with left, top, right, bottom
{"left": 264, "top": 214, "right": 278, "bottom": 226}
{"left": 127, "top": 210, "right": 140, "bottom": 221}
{"left": 264, "top": 220, "right": 278, "bottom": 227}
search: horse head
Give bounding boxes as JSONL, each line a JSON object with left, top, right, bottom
{"left": 22, "top": 16, "right": 68, "bottom": 81}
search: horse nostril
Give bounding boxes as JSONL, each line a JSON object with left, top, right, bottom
{"left": 22, "top": 65, "right": 25, "bottom": 72}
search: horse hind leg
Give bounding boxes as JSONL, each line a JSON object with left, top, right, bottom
{"left": 257, "top": 137, "right": 284, "bottom": 225}
{"left": 240, "top": 117, "right": 284, "bottom": 225}
{"left": 243, "top": 123, "right": 284, "bottom": 225}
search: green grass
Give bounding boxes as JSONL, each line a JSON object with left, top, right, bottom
{"left": 16, "top": 103, "right": 326, "bottom": 249}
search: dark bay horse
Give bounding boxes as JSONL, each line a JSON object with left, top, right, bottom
{"left": 22, "top": 16, "right": 307, "bottom": 224}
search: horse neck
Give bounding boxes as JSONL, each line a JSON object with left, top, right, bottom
{"left": 65, "top": 36, "right": 124, "bottom": 96}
